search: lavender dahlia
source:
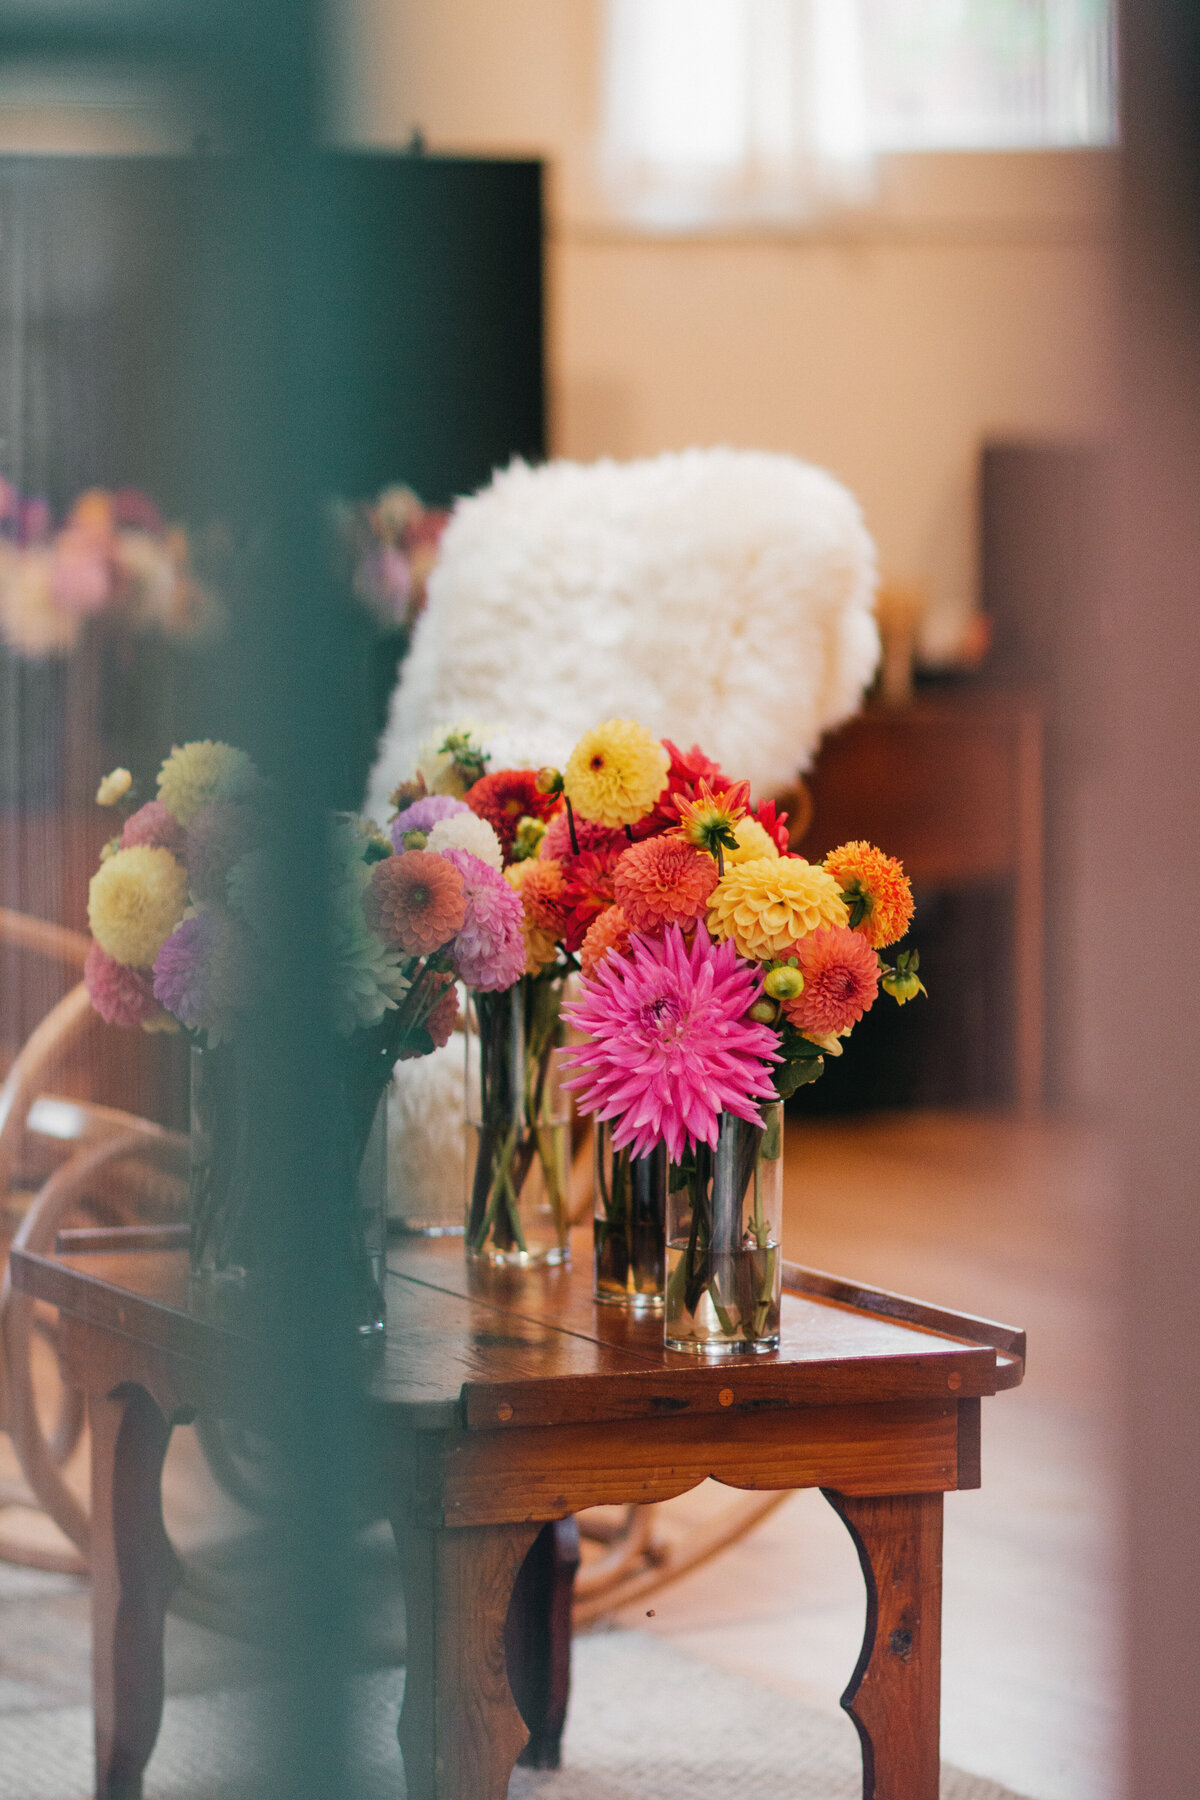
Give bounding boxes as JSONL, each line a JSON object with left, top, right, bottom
{"left": 563, "top": 924, "right": 779, "bottom": 1163}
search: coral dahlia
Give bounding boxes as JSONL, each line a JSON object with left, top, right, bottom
{"left": 613, "top": 836, "right": 718, "bottom": 933}
{"left": 782, "top": 926, "right": 879, "bottom": 1037}
{"left": 580, "top": 905, "right": 632, "bottom": 978}
{"left": 505, "top": 858, "right": 568, "bottom": 976}
{"left": 563, "top": 720, "right": 670, "bottom": 828}
{"left": 465, "top": 768, "right": 559, "bottom": 860}
{"left": 707, "top": 857, "right": 848, "bottom": 962}
{"left": 365, "top": 851, "right": 466, "bottom": 956}
{"left": 562, "top": 924, "right": 779, "bottom": 1163}
{"left": 559, "top": 852, "right": 618, "bottom": 953}
{"left": 823, "top": 841, "right": 915, "bottom": 949}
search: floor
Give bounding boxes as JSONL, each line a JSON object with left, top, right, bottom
{"left": 603, "top": 1110, "right": 1123, "bottom": 1800}
{"left": 0, "top": 1109, "right": 1122, "bottom": 1800}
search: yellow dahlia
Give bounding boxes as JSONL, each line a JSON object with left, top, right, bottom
{"left": 88, "top": 846, "right": 189, "bottom": 968}
{"left": 725, "top": 814, "right": 781, "bottom": 865}
{"left": 823, "top": 840, "right": 914, "bottom": 949}
{"left": 156, "top": 740, "right": 260, "bottom": 826}
{"left": 563, "top": 719, "right": 669, "bottom": 828}
{"left": 707, "top": 856, "right": 848, "bottom": 961}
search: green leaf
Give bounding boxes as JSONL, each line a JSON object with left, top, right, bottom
{"left": 774, "top": 1055, "right": 825, "bottom": 1099}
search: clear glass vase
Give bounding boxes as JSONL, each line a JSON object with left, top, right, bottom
{"left": 188, "top": 1044, "right": 388, "bottom": 1336}
{"left": 463, "top": 977, "right": 571, "bottom": 1266}
{"left": 664, "top": 1101, "right": 783, "bottom": 1355}
{"left": 593, "top": 1121, "right": 667, "bottom": 1309}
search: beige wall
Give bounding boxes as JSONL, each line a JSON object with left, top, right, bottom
{"left": 341, "top": 0, "right": 1114, "bottom": 657}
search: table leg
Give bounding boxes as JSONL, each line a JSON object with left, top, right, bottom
{"left": 393, "top": 1516, "right": 541, "bottom": 1800}
{"left": 823, "top": 1490, "right": 943, "bottom": 1800}
{"left": 90, "top": 1384, "right": 180, "bottom": 1800}
{"left": 505, "top": 1515, "right": 580, "bottom": 1769}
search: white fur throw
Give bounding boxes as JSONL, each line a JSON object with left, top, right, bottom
{"left": 367, "top": 448, "right": 878, "bottom": 818}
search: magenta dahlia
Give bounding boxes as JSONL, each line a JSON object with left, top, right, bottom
{"left": 85, "top": 942, "right": 162, "bottom": 1028}
{"left": 562, "top": 924, "right": 779, "bottom": 1162}
{"left": 120, "top": 800, "right": 186, "bottom": 859}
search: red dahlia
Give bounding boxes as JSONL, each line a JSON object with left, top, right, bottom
{"left": 465, "top": 769, "right": 560, "bottom": 859}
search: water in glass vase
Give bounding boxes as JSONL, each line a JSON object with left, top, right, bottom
{"left": 664, "top": 1101, "right": 783, "bottom": 1355}
{"left": 593, "top": 1122, "right": 667, "bottom": 1309}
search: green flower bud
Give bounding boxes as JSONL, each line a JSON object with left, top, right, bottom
{"left": 764, "top": 965, "right": 804, "bottom": 1001}
{"left": 402, "top": 828, "right": 428, "bottom": 851}
{"left": 882, "top": 970, "right": 923, "bottom": 1005}
{"left": 512, "top": 814, "right": 548, "bottom": 861}
{"left": 748, "top": 998, "right": 778, "bottom": 1025}
{"left": 535, "top": 766, "right": 564, "bottom": 797}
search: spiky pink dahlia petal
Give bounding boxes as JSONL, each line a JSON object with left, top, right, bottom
{"left": 562, "top": 924, "right": 779, "bottom": 1162}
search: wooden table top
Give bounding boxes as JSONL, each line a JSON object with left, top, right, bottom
{"left": 11, "top": 1227, "right": 1024, "bottom": 1435}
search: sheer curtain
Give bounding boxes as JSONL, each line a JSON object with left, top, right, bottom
{"left": 601, "top": 0, "right": 873, "bottom": 229}
{"left": 601, "top": 0, "right": 1117, "bottom": 230}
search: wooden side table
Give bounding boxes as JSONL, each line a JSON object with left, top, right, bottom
{"left": 799, "top": 693, "right": 1045, "bottom": 1113}
{"left": 10, "top": 1231, "right": 1024, "bottom": 1800}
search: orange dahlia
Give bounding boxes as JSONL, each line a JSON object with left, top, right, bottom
{"left": 613, "top": 836, "right": 719, "bottom": 934}
{"left": 823, "top": 840, "right": 914, "bottom": 949}
{"left": 781, "top": 926, "right": 879, "bottom": 1037}
{"left": 465, "top": 768, "right": 559, "bottom": 860}
{"left": 670, "top": 777, "right": 750, "bottom": 860}
{"left": 365, "top": 851, "right": 466, "bottom": 955}
{"left": 505, "top": 857, "right": 568, "bottom": 975}
{"left": 580, "top": 904, "right": 632, "bottom": 978}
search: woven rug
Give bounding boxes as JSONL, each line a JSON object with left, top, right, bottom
{"left": 0, "top": 1598, "right": 1032, "bottom": 1800}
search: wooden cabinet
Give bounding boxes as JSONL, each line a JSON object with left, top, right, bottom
{"left": 797, "top": 692, "right": 1044, "bottom": 1113}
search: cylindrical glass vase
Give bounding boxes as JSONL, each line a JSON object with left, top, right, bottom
{"left": 593, "top": 1122, "right": 667, "bottom": 1309}
{"left": 463, "top": 977, "right": 571, "bottom": 1266}
{"left": 188, "top": 1044, "right": 388, "bottom": 1336}
{"left": 664, "top": 1102, "right": 783, "bottom": 1355}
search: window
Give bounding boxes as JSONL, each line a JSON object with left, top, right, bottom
{"left": 602, "top": 0, "right": 1116, "bottom": 227}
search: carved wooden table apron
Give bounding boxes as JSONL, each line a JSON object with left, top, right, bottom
{"left": 10, "top": 1229, "right": 1024, "bottom": 1800}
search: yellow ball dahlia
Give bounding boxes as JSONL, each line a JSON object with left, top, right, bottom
{"left": 725, "top": 814, "right": 781, "bottom": 865}
{"left": 707, "top": 856, "right": 848, "bottom": 961}
{"left": 563, "top": 719, "right": 669, "bottom": 828}
{"left": 88, "top": 846, "right": 189, "bottom": 968}
{"left": 156, "top": 740, "right": 260, "bottom": 826}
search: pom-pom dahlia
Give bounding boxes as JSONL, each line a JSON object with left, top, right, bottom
{"left": 564, "top": 720, "right": 670, "bottom": 828}
{"left": 465, "top": 768, "right": 559, "bottom": 860}
{"left": 781, "top": 926, "right": 879, "bottom": 1037}
{"left": 365, "top": 851, "right": 466, "bottom": 956}
{"left": 580, "top": 904, "right": 632, "bottom": 978}
{"left": 153, "top": 909, "right": 251, "bottom": 1041}
{"left": 120, "top": 800, "right": 186, "bottom": 859}
{"left": 85, "top": 942, "right": 162, "bottom": 1028}
{"left": 88, "top": 846, "right": 189, "bottom": 968}
{"left": 563, "top": 924, "right": 779, "bottom": 1162}
{"left": 425, "top": 810, "right": 504, "bottom": 871}
{"left": 444, "top": 848, "right": 527, "bottom": 991}
{"left": 707, "top": 856, "right": 848, "bottom": 962}
{"left": 613, "top": 836, "right": 718, "bottom": 933}
{"left": 823, "top": 840, "right": 914, "bottom": 949}
{"left": 156, "top": 740, "right": 260, "bottom": 826}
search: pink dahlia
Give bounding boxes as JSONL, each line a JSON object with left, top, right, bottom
{"left": 120, "top": 800, "right": 186, "bottom": 858}
{"left": 782, "top": 926, "right": 879, "bottom": 1037}
{"left": 85, "top": 941, "right": 162, "bottom": 1028}
{"left": 563, "top": 924, "right": 779, "bottom": 1162}
{"left": 444, "top": 848, "right": 526, "bottom": 991}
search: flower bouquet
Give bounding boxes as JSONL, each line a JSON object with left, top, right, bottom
{"left": 82, "top": 739, "right": 514, "bottom": 1327}
{"left": 520, "top": 719, "right": 924, "bottom": 1351}
{"left": 386, "top": 727, "right": 573, "bottom": 1265}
